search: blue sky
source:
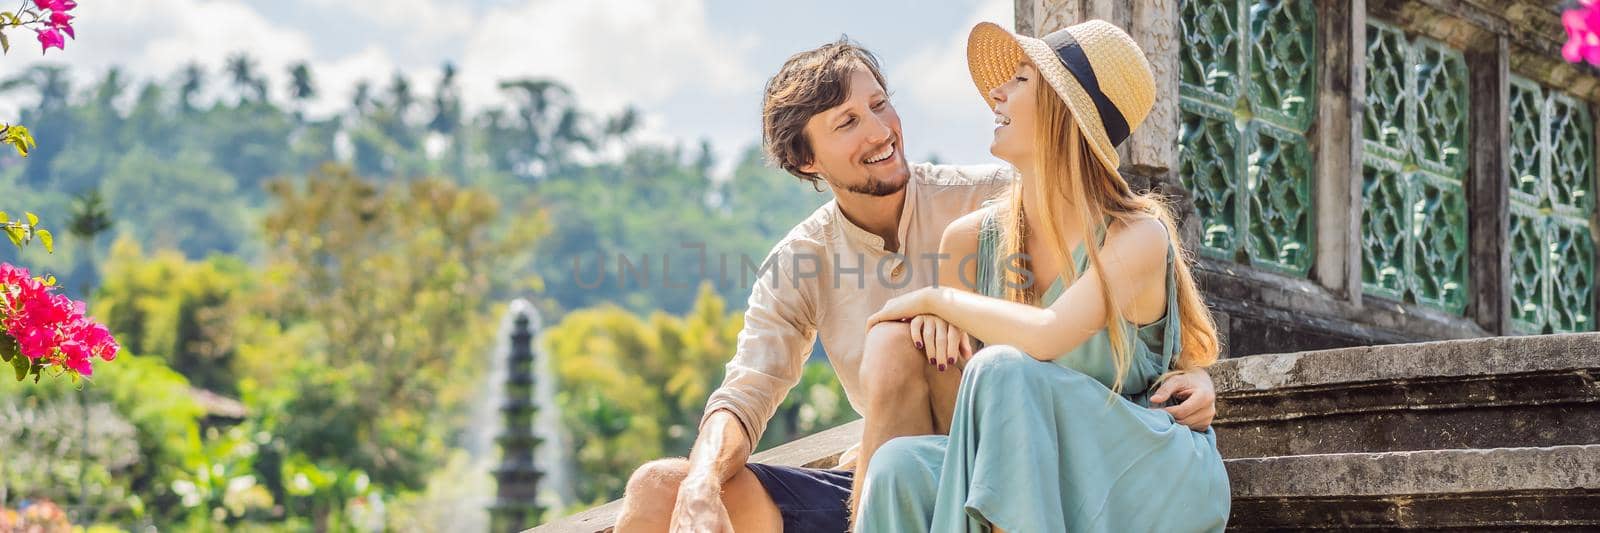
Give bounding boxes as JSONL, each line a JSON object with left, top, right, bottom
{"left": 3, "top": 0, "right": 1013, "bottom": 174}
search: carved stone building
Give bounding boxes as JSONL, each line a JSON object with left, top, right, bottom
{"left": 1022, "top": 0, "right": 1597, "bottom": 356}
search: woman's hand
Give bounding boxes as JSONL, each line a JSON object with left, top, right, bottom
{"left": 1149, "top": 368, "right": 1217, "bottom": 431}
{"left": 909, "top": 314, "right": 972, "bottom": 372}
{"left": 864, "top": 287, "right": 941, "bottom": 332}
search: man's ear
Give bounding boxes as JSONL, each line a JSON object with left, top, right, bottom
{"left": 798, "top": 160, "right": 820, "bottom": 178}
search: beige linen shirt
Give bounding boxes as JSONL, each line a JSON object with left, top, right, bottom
{"left": 702, "top": 162, "right": 1013, "bottom": 458}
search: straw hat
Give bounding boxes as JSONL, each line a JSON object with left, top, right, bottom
{"left": 967, "top": 20, "right": 1155, "bottom": 178}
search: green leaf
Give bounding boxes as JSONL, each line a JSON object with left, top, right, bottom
{"left": 42, "top": 274, "right": 55, "bottom": 286}
{"left": 25, "top": 212, "right": 37, "bottom": 226}
{"left": 36, "top": 228, "right": 52, "bottom": 253}
{"left": 4, "top": 226, "right": 22, "bottom": 248}
{"left": 0, "top": 333, "right": 16, "bottom": 363}
{"left": 1, "top": 31, "right": 10, "bottom": 55}
{"left": 11, "top": 349, "right": 27, "bottom": 381}
{"left": 1, "top": 211, "right": 10, "bottom": 223}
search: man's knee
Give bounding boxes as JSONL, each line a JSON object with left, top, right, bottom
{"left": 861, "top": 322, "right": 926, "bottom": 398}
{"left": 624, "top": 459, "right": 689, "bottom": 505}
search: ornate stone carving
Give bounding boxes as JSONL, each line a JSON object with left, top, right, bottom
{"left": 1036, "top": 0, "right": 1083, "bottom": 36}
{"left": 1129, "top": 0, "right": 1179, "bottom": 175}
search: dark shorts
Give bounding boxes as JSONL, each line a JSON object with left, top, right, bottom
{"left": 744, "top": 463, "right": 853, "bottom": 532}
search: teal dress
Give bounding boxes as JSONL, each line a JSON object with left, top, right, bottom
{"left": 854, "top": 213, "right": 1231, "bottom": 532}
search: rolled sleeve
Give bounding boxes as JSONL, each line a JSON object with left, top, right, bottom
{"left": 701, "top": 242, "right": 818, "bottom": 447}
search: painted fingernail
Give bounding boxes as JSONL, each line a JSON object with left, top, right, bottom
{"left": 939, "top": 364, "right": 947, "bottom": 371}
{"left": 929, "top": 357, "right": 936, "bottom": 365}
{"left": 947, "top": 357, "right": 955, "bottom": 366}
{"left": 915, "top": 341, "right": 924, "bottom": 350}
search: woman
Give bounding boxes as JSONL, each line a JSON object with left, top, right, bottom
{"left": 852, "top": 20, "right": 1231, "bottom": 532}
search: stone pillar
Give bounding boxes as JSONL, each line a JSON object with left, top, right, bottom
{"left": 491, "top": 300, "right": 545, "bottom": 533}
{"left": 1015, "top": 0, "right": 1179, "bottom": 175}
{"left": 1467, "top": 36, "right": 1511, "bottom": 335}
{"left": 1316, "top": 0, "right": 1368, "bottom": 305}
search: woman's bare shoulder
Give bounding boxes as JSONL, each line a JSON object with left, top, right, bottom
{"left": 1101, "top": 214, "right": 1170, "bottom": 265}
{"left": 942, "top": 204, "right": 997, "bottom": 248}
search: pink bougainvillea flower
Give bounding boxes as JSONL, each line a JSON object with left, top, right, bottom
{"left": 48, "top": 11, "right": 75, "bottom": 39}
{"left": 1565, "top": 10, "right": 1587, "bottom": 63}
{"left": 1, "top": 262, "right": 119, "bottom": 378}
{"left": 33, "top": 0, "right": 77, "bottom": 12}
{"left": 36, "top": 28, "right": 64, "bottom": 52}
{"left": 1564, "top": 2, "right": 1600, "bottom": 66}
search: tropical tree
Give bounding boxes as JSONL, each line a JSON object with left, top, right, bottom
{"left": 257, "top": 164, "right": 545, "bottom": 489}
{"left": 225, "top": 53, "right": 267, "bottom": 103}
{"left": 176, "top": 63, "right": 206, "bottom": 114}
{"left": 287, "top": 62, "right": 316, "bottom": 121}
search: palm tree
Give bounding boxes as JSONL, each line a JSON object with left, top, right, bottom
{"left": 387, "top": 72, "right": 413, "bottom": 119}
{"left": 428, "top": 62, "right": 461, "bottom": 134}
{"left": 287, "top": 62, "right": 316, "bottom": 122}
{"left": 351, "top": 80, "right": 372, "bottom": 115}
{"left": 67, "top": 188, "right": 113, "bottom": 524}
{"left": 67, "top": 189, "right": 113, "bottom": 292}
{"left": 226, "top": 52, "right": 267, "bottom": 102}
{"left": 177, "top": 62, "right": 206, "bottom": 113}
{"left": 604, "top": 106, "right": 640, "bottom": 142}
{"left": 498, "top": 78, "right": 582, "bottom": 174}
{"left": 92, "top": 67, "right": 126, "bottom": 111}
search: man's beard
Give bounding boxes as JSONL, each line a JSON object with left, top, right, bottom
{"left": 844, "top": 173, "right": 907, "bottom": 197}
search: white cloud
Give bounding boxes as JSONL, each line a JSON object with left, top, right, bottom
{"left": 892, "top": 0, "right": 1012, "bottom": 124}
{"left": 1, "top": 0, "right": 318, "bottom": 114}
{"left": 302, "top": 0, "right": 475, "bottom": 38}
{"left": 457, "top": 0, "right": 760, "bottom": 115}
{"left": 889, "top": 0, "right": 1013, "bottom": 165}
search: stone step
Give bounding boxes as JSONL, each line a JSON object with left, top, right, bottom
{"left": 1225, "top": 444, "right": 1600, "bottom": 530}
{"left": 1211, "top": 332, "right": 1600, "bottom": 458}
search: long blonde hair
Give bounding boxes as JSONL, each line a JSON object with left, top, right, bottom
{"left": 995, "top": 72, "right": 1219, "bottom": 393}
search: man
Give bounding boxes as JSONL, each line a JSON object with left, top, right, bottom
{"left": 615, "top": 38, "right": 1218, "bottom": 532}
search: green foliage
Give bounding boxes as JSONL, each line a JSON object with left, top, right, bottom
{"left": 0, "top": 352, "right": 207, "bottom": 524}
{"left": 93, "top": 237, "right": 252, "bottom": 394}
{"left": 0, "top": 211, "right": 53, "bottom": 253}
{"left": 544, "top": 284, "right": 854, "bottom": 504}
{"left": 258, "top": 165, "right": 535, "bottom": 490}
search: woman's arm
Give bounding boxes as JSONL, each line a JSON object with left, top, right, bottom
{"left": 909, "top": 209, "right": 988, "bottom": 369}
{"left": 937, "top": 208, "right": 987, "bottom": 293}
{"left": 868, "top": 216, "right": 1169, "bottom": 361}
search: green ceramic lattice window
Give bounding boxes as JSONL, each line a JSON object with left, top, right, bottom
{"left": 1508, "top": 76, "right": 1596, "bottom": 333}
{"left": 1359, "top": 21, "right": 1469, "bottom": 314}
{"left": 1178, "top": 0, "right": 1317, "bottom": 276}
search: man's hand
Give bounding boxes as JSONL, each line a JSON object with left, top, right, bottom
{"left": 670, "top": 475, "right": 735, "bottom": 533}
{"left": 1149, "top": 368, "right": 1217, "bottom": 431}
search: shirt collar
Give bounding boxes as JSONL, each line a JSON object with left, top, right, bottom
{"left": 833, "top": 169, "right": 919, "bottom": 254}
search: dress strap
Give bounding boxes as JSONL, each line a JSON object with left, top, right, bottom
{"left": 974, "top": 210, "right": 1003, "bottom": 298}
{"left": 1158, "top": 242, "right": 1181, "bottom": 371}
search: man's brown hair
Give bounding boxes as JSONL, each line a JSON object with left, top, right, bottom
{"left": 761, "top": 37, "right": 889, "bottom": 185}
